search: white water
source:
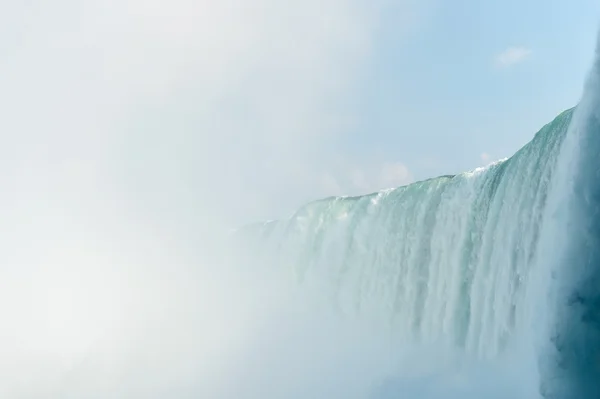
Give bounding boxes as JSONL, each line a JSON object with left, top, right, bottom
{"left": 232, "top": 35, "right": 600, "bottom": 398}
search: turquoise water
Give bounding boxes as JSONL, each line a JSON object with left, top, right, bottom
{"left": 236, "top": 41, "right": 600, "bottom": 398}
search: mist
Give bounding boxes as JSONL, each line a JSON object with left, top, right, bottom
{"left": 0, "top": 0, "right": 417, "bottom": 398}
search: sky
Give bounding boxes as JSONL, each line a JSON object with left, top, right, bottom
{"left": 1, "top": 1, "right": 600, "bottom": 397}
{"left": 1, "top": 1, "right": 599, "bottom": 227}
{"left": 355, "top": 0, "right": 600, "bottom": 183}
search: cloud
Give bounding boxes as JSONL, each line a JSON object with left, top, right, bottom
{"left": 379, "top": 162, "right": 413, "bottom": 189}
{"left": 318, "top": 158, "right": 413, "bottom": 197}
{"left": 494, "top": 46, "right": 531, "bottom": 68}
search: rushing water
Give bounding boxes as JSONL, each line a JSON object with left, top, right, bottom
{"left": 235, "top": 36, "right": 600, "bottom": 398}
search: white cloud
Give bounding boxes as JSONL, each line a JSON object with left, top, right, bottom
{"left": 317, "top": 158, "right": 413, "bottom": 197}
{"left": 379, "top": 162, "right": 413, "bottom": 189}
{"left": 494, "top": 46, "right": 531, "bottom": 68}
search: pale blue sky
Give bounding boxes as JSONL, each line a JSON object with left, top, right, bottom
{"left": 340, "top": 0, "right": 600, "bottom": 180}
{"left": 1, "top": 0, "right": 599, "bottom": 227}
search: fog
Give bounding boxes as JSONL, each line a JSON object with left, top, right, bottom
{"left": 0, "top": 1, "right": 405, "bottom": 397}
